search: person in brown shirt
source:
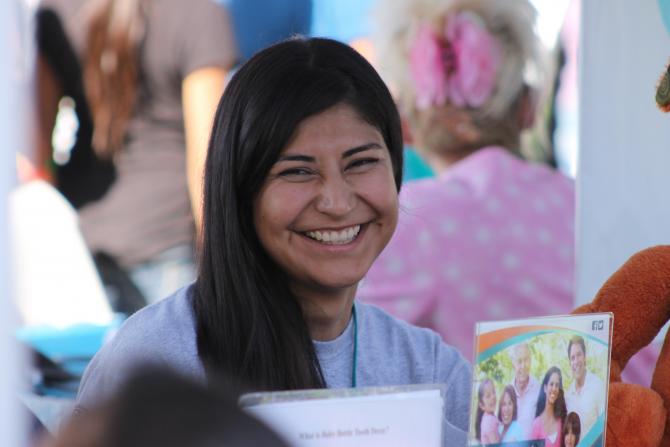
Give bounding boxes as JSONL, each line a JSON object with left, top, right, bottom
{"left": 35, "top": 0, "right": 237, "bottom": 306}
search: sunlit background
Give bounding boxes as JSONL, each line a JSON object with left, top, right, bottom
{"left": 6, "top": 0, "right": 670, "bottom": 445}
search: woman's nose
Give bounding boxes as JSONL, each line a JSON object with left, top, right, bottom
{"left": 315, "top": 174, "right": 355, "bottom": 216}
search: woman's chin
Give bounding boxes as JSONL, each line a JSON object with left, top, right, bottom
{"left": 291, "top": 273, "right": 365, "bottom": 297}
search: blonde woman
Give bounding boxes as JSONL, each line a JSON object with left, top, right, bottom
{"left": 359, "top": 0, "right": 575, "bottom": 359}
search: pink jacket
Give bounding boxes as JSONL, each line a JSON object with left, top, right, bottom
{"left": 359, "top": 147, "right": 575, "bottom": 359}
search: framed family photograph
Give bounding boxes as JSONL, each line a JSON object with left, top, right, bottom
{"left": 468, "top": 313, "right": 613, "bottom": 447}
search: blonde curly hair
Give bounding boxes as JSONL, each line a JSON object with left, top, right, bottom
{"left": 374, "top": 0, "right": 543, "bottom": 158}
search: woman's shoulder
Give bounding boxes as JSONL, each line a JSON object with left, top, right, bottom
{"left": 502, "top": 420, "right": 523, "bottom": 442}
{"left": 356, "top": 302, "right": 446, "bottom": 350}
{"left": 111, "top": 284, "right": 197, "bottom": 345}
{"left": 76, "top": 285, "right": 202, "bottom": 408}
{"left": 356, "top": 302, "right": 472, "bottom": 433}
{"left": 356, "top": 302, "right": 471, "bottom": 381}
{"left": 530, "top": 415, "right": 544, "bottom": 432}
{"left": 398, "top": 174, "right": 470, "bottom": 212}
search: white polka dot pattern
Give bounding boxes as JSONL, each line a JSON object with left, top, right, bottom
{"left": 358, "top": 147, "right": 575, "bottom": 359}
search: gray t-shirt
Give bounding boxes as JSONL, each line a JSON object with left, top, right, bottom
{"left": 77, "top": 285, "right": 472, "bottom": 445}
{"left": 39, "top": 0, "right": 237, "bottom": 267}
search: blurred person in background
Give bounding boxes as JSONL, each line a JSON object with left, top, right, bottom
{"left": 358, "top": 0, "right": 575, "bottom": 360}
{"left": 309, "top": 0, "right": 437, "bottom": 182}
{"left": 43, "top": 367, "right": 287, "bottom": 447}
{"left": 35, "top": 0, "right": 237, "bottom": 309}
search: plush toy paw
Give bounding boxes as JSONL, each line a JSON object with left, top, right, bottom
{"left": 606, "top": 383, "right": 665, "bottom": 447}
{"left": 572, "top": 245, "right": 670, "bottom": 447}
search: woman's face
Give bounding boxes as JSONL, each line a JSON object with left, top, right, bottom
{"left": 544, "top": 372, "right": 561, "bottom": 406}
{"left": 479, "top": 382, "right": 496, "bottom": 414}
{"left": 500, "top": 391, "right": 514, "bottom": 425}
{"left": 564, "top": 428, "right": 577, "bottom": 447}
{"left": 253, "top": 103, "right": 398, "bottom": 297}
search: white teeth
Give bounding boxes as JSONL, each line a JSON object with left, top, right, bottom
{"left": 305, "top": 225, "right": 361, "bottom": 245}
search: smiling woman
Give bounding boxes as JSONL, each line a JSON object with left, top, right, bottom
{"left": 254, "top": 103, "right": 399, "bottom": 340}
{"left": 75, "top": 37, "right": 472, "bottom": 445}
{"left": 531, "top": 366, "right": 567, "bottom": 447}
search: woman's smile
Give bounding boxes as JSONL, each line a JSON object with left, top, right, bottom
{"left": 303, "top": 223, "right": 363, "bottom": 245}
{"left": 545, "top": 372, "right": 561, "bottom": 406}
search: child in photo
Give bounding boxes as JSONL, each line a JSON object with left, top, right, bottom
{"left": 561, "top": 412, "right": 581, "bottom": 447}
{"left": 476, "top": 378, "right": 501, "bottom": 445}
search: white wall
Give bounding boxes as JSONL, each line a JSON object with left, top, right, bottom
{"left": 2, "top": 0, "right": 26, "bottom": 445}
{"left": 577, "top": 0, "right": 670, "bottom": 303}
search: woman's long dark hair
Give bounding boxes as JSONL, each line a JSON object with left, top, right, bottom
{"left": 193, "top": 37, "right": 403, "bottom": 391}
{"left": 84, "top": 0, "right": 145, "bottom": 157}
{"left": 535, "top": 366, "right": 567, "bottom": 420}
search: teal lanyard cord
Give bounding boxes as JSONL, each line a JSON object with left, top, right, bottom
{"left": 351, "top": 304, "right": 358, "bottom": 388}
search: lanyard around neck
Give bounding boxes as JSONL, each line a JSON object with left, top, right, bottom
{"left": 351, "top": 304, "right": 358, "bottom": 388}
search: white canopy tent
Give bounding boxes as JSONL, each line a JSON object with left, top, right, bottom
{"left": 2, "top": 0, "right": 26, "bottom": 444}
{"left": 577, "top": 1, "right": 670, "bottom": 303}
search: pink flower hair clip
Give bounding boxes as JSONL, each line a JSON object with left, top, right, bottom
{"left": 409, "top": 11, "right": 502, "bottom": 110}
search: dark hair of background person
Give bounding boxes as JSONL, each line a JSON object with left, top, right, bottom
{"left": 35, "top": 9, "right": 115, "bottom": 208}
{"left": 46, "top": 367, "right": 287, "bottom": 447}
{"left": 560, "top": 412, "right": 581, "bottom": 447}
{"left": 498, "top": 384, "right": 518, "bottom": 424}
{"left": 84, "top": 0, "right": 144, "bottom": 157}
{"left": 193, "top": 37, "right": 403, "bottom": 391}
{"left": 535, "top": 366, "right": 567, "bottom": 419}
{"left": 567, "top": 335, "right": 586, "bottom": 358}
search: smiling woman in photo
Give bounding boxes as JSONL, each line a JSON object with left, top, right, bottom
{"left": 498, "top": 385, "right": 524, "bottom": 442}
{"left": 531, "top": 366, "right": 568, "bottom": 447}
{"left": 75, "top": 37, "right": 472, "bottom": 444}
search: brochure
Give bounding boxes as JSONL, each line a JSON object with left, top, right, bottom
{"left": 468, "top": 313, "right": 612, "bottom": 447}
{"left": 240, "top": 384, "right": 446, "bottom": 447}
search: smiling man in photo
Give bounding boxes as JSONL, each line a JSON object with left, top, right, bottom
{"left": 565, "top": 336, "right": 604, "bottom": 437}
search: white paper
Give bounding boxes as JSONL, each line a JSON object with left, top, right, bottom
{"left": 245, "top": 388, "right": 443, "bottom": 447}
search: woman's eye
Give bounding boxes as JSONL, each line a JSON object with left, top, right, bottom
{"left": 277, "top": 167, "right": 314, "bottom": 180}
{"left": 346, "top": 158, "right": 379, "bottom": 171}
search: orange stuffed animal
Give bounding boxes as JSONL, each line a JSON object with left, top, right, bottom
{"left": 572, "top": 245, "right": 670, "bottom": 447}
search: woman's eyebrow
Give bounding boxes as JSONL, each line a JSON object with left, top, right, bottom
{"left": 342, "top": 143, "right": 384, "bottom": 158}
{"left": 276, "top": 154, "right": 315, "bottom": 163}
{"left": 276, "top": 142, "right": 383, "bottom": 163}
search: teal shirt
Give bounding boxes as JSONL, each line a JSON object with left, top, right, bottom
{"left": 403, "top": 147, "right": 434, "bottom": 182}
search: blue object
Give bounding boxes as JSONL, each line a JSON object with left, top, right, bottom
{"left": 219, "top": 0, "right": 312, "bottom": 62}
{"left": 403, "top": 146, "right": 434, "bottom": 183}
{"left": 17, "top": 317, "right": 124, "bottom": 398}
{"left": 310, "top": 0, "right": 373, "bottom": 42}
{"left": 17, "top": 316, "right": 125, "bottom": 376}
{"left": 659, "top": 0, "right": 670, "bottom": 36}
